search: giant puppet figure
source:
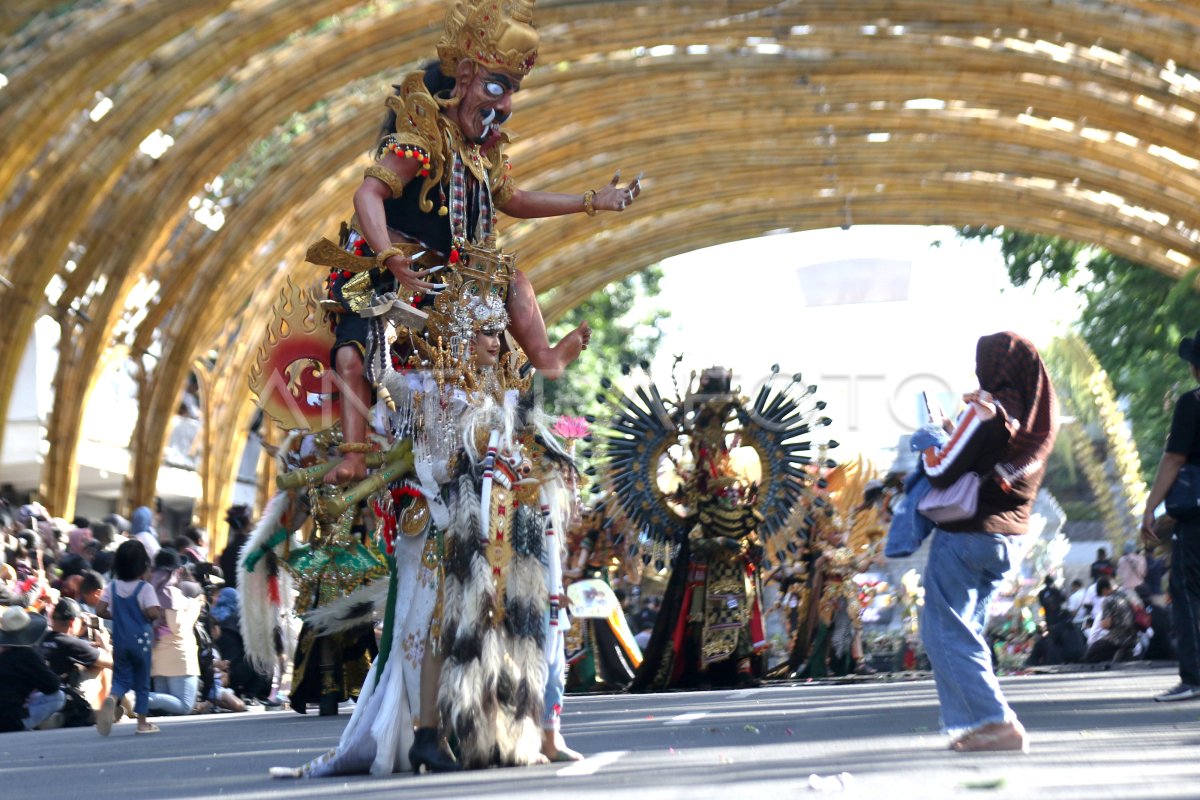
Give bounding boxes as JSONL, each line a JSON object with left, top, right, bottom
{"left": 315, "top": 0, "right": 640, "bottom": 487}
{"left": 246, "top": 0, "right": 643, "bottom": 778}
{"left": 594, "top": 365, "right": 838, "bottom": 690}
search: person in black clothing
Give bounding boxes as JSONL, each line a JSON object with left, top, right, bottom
{"left": 40, "top": 598, "right": 107, "bottom": 679}
{"left": 40, "top": 598, "right": 111, "bottom": 727}
{"left": 0, "top": 607, "right": 64, "bottom": 732}
{"left": 1037, "top": 575, "right": 1066, "bottom": 618}
{"left": 218, "top": 505, "right": 252, "bottom": 591}
{"left": 1034, "top": 576, "right": 1085, "bottom": 664}
{"left": 1144, "top": 329, "right": 1200, "bottom": 701}
{"left": 1090, "top": 548, "right": 1115, "bottom": 581}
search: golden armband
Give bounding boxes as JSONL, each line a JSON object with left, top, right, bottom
{"left": 493, "top": 173, "right": 517, "bottom": 207}
{"left": 364, "top": 164, "right": 405, "bottom": 199}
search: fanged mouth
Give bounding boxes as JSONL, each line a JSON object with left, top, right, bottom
{"left": 476, "top": 107, "right": 499, "bottom": 143}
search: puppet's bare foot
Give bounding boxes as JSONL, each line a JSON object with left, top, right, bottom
{"left": 545, "top": 322, "right": 591, "bottom": 378}
{"left": 541, "top": 728, "right": 583, "bottom": 762}
{"left": 323, "top": 452, "right": 367, "bottom": 485}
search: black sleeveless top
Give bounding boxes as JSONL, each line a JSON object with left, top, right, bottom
{"left": 381, "top": 171, "right": 488, "bottom": 258}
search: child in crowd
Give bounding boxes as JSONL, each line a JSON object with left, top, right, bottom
{"left": 95, "top": 539, "right": 161, "bottom": 734}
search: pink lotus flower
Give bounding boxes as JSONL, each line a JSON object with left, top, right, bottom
{"left": 553, "top": 415, "right": 591, "bottom": 441}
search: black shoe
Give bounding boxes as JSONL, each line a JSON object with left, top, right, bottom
{"left": 409, "top": 727, "right": 460, "bottom": 774}
{"left": 318, "top": 694, "right": 340, "bottom": 717}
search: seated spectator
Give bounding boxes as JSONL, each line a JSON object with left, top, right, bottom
{"left": 1, "top": 563, "right": 30, "bottom": 607}
{"left": 209, "top": 656, "right": 247, "bottom": 713}
{"left": 57, "top": 574, "right": 84, "bottom": 600}
{"left": 147, "top": 549, "right": 203, "bottom": 716}
{"left": 0, "top": 606, "right": 65, "bottom": 732}
{"left": 130, "top": 506, "right": 161, "bottom": 561}
{"left": 209, "top": 587, "right": 271, "bottom": 703}
{"left": 82, "top": 539, "right": 102, "bottom": 567}
{"left": 1083, "top": 578, "right": 1138, "bottom": 663}
{"left": 1073, "top": 579, "right": 1100, "bottom": 630}
{"left": 1034, "top": 577, "right": 1086, "bottom": 665}
{"left": 180, "top": 527, "right": 208, "bottom": 564}
{"left": 40, "top": 598, "right": 112, "bottom": 726}
{"left": 90, "top": 520, "right": 118, "bottom": 555}
{"left": 66, "top": 524, "right": 93, "bottom": 558}
{"left": 634, "top": 596, "right": 659, "bottom": 633}
{"left": 78, "top": 570, "right": 106, "bottom": 614}
{"left": 1136, "top": 584, "right": 1176, "bottom": 661}
{"left": 102, "top": 514, "right": 130, "bottom": 537}
{"left": 11, "top": 535, "right": 37, "bottom": 582}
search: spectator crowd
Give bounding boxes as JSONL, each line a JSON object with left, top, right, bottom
{"left": 0, "top": 499, "right": 281, "bottom": 736}
{"left": 1029, "top": 543, "right": 1175, "bottom": 669}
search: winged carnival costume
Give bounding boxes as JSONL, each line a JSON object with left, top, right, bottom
{"left": 593, "top": 365, "right": 838, "bottom": 689}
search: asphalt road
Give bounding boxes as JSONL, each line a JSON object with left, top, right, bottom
{"left": 2, "top": 664, "right": 1198, "bottom": 800}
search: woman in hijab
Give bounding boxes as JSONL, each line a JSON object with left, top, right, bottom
{"left": 919, "top": 332, "right": 1057, "bottom": 753}
{"left": 130, "top": 506, "right": 161, "bottom": 560}
{"left": 147, "top": 549, "right": 203, "bottom": 715}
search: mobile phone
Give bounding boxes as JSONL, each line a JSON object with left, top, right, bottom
{"left": 921, "top": 391, "right": 937, "bottom": 423}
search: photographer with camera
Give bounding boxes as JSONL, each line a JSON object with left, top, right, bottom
{"left": 39, "top": 597, "right": 113, "bottom": 726}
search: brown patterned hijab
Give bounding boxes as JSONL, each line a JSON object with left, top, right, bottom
{"left": 975, "top": 332, "right": 1058, "bottom": 488}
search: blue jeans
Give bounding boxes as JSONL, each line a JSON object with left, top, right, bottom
{"left": 23, "top": 690, "right": 65, "bottom": 730}
{"left": 543, "top": 629, "right": 565, "bottom": 730}
{"left": 112, "top": 643, "right": 152, "bottom": 716}
{"left": 149, "top": 675, "right": 198, "bottom": 716}
{"left": 921, "top": 529, "right": 1017, "bottom": 736}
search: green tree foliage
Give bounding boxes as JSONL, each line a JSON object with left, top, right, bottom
{"left": 959, "top": 226, "right": 1200, "bottom": 478}
{"left": 540, "top": 267, "right": 668, "bottom": 419}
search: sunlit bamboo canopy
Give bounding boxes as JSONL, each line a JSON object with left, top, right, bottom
{"left": 4, "top": 0, "right": 1200, "bottom": 546}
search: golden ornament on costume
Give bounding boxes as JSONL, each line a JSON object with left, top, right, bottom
{"left": 437, "top": 0, "right": 540, "bottom": 78}
{"left": 249, "top": 276, "right": 339, "bottom": 432}
{"left": 400, "top": 494, "right": 432, "bottom": 538}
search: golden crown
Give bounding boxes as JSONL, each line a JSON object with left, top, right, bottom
{"left": 437, "top": 0, "right": 540, "bottom": 78}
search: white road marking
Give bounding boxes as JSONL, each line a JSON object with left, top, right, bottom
{"left": 665, "top": 711, "right": 709, "bottom": 726}
{"left": 556, "top": 750, "right": 628, "bottom": 777}
{"left": 725, "top": 688, "right": 766, "bottom": 700}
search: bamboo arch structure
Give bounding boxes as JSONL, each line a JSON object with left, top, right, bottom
{"left": 3, "top": 0, "right": 1200, "bottom": 552}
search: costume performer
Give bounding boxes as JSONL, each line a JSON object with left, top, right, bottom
{"left": 246, "top": 0, "right": 642, "bottom": 777}
{"left": 594, "top": 364, "right": 838, "bottom": 690}
{"left": 792, "top": 460, "right": 888, "bottom": 681}
{"left": 563, "top": 503, "right": 642, "bottom": 691}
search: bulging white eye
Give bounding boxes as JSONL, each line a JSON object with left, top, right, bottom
{"left": 484, "top": 81, "right": 505, "bottom": 98}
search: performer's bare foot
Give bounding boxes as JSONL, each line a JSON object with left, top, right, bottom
{"left": 541, "top": 321, "right": 591, "bottom": 379}
{"left": 323, "top": 451, "right": 367, "bottom": 485}
{"left": 541, "top": 728, "right": 583, "bottom": 762}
